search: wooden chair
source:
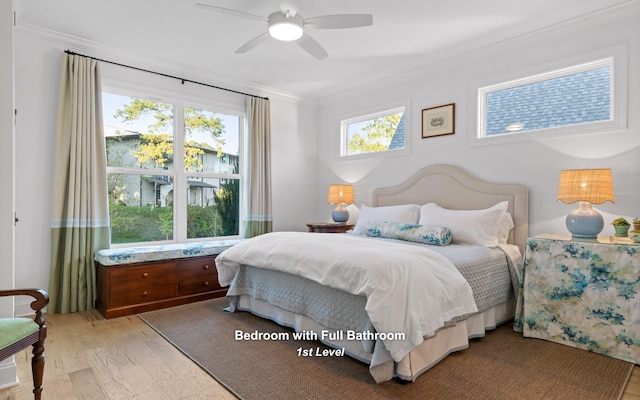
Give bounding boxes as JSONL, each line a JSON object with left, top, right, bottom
{"left": 0, "top": 289, "right": 49, "bottom": 400}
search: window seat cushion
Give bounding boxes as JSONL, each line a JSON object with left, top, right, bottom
{"left": 94, "top": 240, "right": 243, "bottom": 266}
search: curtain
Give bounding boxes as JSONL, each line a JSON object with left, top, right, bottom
{"left": 48, "top": 54, "right": 110, "bottom": 314}
{"left": 243, "top": 97, "right": 272, "bottom": 238}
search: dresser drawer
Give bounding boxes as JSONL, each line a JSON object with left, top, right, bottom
{"left": 108, "top": 262, "right": 177, "bottom": 308}
{"left": 177, "top": 256, "right": 221, "bottom": 296}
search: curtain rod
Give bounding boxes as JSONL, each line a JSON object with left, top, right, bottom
{"left": 64, "top": 50, "right": 269, "bottom": 101}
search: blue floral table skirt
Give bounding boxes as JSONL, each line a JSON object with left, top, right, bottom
{"left": 515, "top": 235, "right": 640, "bottom": 363}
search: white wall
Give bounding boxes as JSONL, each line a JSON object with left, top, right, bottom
{"left": 0, "top": 0, "right": 18, "bottom": 390}
{"left": 12, "top": 26, "right": 317, "bottom": 312}
{"left": 0, "top": 0, "right": 15, "bottom": 295}
{"left": 315, "top": 6, "right": 640, "bottom": 238}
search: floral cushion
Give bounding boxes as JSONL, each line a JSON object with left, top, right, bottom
{"left": 94, "top": 240, "right": 244, "bottom": 266}
{"left": 365, "top": 221, "right": 452, "bottom": 246}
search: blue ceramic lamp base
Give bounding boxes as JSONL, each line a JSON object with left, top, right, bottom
{"left": 566, "top": 201, "right": 604, "bottom": 239}
{"left": 332, "top": 204, "right": 349, "bottom": 223}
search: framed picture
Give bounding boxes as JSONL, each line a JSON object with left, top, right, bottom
{"left": 422, "top": 103, "right": 455, "bottom": 139}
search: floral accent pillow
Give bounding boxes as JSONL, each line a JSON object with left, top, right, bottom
{"left": 365, "top": 221, "right": 452, "bottom": 246}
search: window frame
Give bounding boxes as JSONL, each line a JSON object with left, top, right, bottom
{"left": 472, "top": 45, "right": 627, "bottom": 146}
{"left": 338, "top": 100, "right": 410, "bottom": 160}
{"left": 102, "top": 85, "right": 244, "bottom": 247}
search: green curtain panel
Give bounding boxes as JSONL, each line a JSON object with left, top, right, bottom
{"left": 243, "top": 97, "right": 273, "bottom": 238}
{"left": 49, "top": 53, "right": 110, "bottom": 314}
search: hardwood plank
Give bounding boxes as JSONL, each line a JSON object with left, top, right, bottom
{"left": 622, "top": 367, "right": 640, "bottom": 399}
{"left": 68, "top": 368, "right": 109, "bottom": 400}
{"left": 119, "top": 365, "right": 168, "bottom": 400}
{"left": 84, "top": 348, "right": 138, "bottom": 400}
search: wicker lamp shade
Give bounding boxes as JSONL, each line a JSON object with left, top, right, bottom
{"left": 557, "top": 168, "right": 614, "bottom": 239}
{"left": 557, "top": 169, "right": 615, "bottom": 205}
{"left": 327, "top": 184, "right": 354, "bottom": 205}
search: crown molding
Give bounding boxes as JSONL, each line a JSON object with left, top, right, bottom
{"left": 14, "top": 22, "right": 308, "bottom": 104}
{"left": 317, "top": 0, "right": 640, "bottom": 105}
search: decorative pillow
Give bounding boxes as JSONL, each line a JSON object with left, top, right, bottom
{"left": 365, "top": 221, "right": 452, "bottom": 246}
{"left": 418, "top": 202, "right": 510, "bottom": 247}
{"left": 352, "top": 204, "right": 420, "bottom": 235}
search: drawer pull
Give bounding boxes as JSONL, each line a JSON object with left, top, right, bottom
{"left": 142, "top": 290, "right": 148, "bottom": 296}
{"left": 204, "top": 281, "right": 209, "bottom": 286}
{"left": 203, "top": 264, "right": 210, "bottom": 270}
{"left": 142, "top": 272, "right": 149, "bottom": 278}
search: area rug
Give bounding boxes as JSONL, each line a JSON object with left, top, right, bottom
{"left": 140, "top": 298, "right": 633, "bottom": 400}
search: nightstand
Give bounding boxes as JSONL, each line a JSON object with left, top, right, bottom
{"left": 515, "top": 233, "right": 640, "bottom": 363}
{"left": 306, "top": 222, "right": 353, "bottom": 233}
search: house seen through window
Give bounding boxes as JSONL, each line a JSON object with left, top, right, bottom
{"left": 479, "top": 57, "right": 613, "bottom": 138}
{"left": 103, "top": 91, "right": 242, "bottom": 245}
{"left": 340, "top": 106, "right": 406, "bottom": 158}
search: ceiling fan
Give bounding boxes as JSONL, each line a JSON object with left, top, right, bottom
{"left": 195, "top": 1, "right": 373, "bottom": 60}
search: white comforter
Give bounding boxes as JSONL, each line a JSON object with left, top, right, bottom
{"left": 216, "top": 231, "right": 478, "bottom": 363}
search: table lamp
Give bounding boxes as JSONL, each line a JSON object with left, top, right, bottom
{"left": 327, "top": 184, "right": 354, "bottom": 223}
{"left": 557, "top": 168, "right": 614, "bottom": 238}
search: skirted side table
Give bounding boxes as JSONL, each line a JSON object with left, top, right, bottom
{"left": 515, "top": 233, "right": 640, "bottom": 363}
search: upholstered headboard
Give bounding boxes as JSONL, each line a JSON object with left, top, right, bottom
{"left": 372, "top": 164, "right": 529, "bottom": 252}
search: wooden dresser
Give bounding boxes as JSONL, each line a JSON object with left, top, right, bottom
{"left": 96, "top": 255, "right": 226, "bottom": 319}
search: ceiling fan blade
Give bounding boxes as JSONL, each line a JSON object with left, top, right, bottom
{"left": 280, "top": 0, "right": 299, "bottom": 17}
{"left": 236, "top": 32, "right": 271, "bottom": 54}
{"left": 304, "top": 14, "right": 373, "bottom": 29}
{"left": 195, "top": 3, "right": 269, "bottom": 22}
{"left": 297, "top": 34, "right": 329, "bottom": 60}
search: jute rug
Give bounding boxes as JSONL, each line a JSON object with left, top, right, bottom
{"left": 140, "top": 298, "right": 633, "bottom": 400}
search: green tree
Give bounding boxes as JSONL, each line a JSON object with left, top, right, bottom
{"left": 214, "top": 158, "right": 239, "bottom": 236}
{"left": 134, "top": 133, "right": 173, "bottom": 168}
{"left": 114, "top": 99, "right": 225, "bottom": 171}
{"left": 184, "top": 108, "right": 226, "bottom": 157}
{"left": 348, "top": 114, "right": 402, "bottom": 154}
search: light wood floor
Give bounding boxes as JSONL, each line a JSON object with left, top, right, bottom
{"left": 0, "top": 309, "right": 237, "bottom": 400}
{"left": 1, "top": 309, "right": 640, "bottom": 400}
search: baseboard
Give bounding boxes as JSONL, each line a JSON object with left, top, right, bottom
{"left": 0, "top": 358, "right": 19, "bottom": 390}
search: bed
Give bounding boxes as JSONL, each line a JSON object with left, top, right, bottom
{"left": 215, "top": 164, "right": 528, "bottom": 383}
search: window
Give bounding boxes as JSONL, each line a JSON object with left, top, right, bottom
{"left": 103, "top": 91, "right": 242, "bottom": 245}
{"left": 340, "top": 105, "right": 407, "bottom": 158}
{"left": 478, "top": 57, "right": 619, "bottom": 140}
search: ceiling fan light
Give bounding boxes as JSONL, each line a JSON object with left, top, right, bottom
{"left": 269, "top": 21, "right": 303, "bottom": 41}
{"left": 268, "top": 12, "right": 304, "bottom": 41}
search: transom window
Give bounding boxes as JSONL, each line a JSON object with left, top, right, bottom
{"left": 103, "top": 91, "right": 242, "bottom": 245}
{"left": 340, "top": 105, "right": 407, "bottom": 158}
{"left": 478, "top": 57, "right": 615, "bottom": 139}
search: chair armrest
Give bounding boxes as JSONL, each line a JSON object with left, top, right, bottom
{"left": 0, "top": 289, "right": 49, "bottom": 328}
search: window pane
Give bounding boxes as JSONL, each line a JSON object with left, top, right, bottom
{"left": 343, "top": 109, "right": 405, "bottom": 156}
{"left": 186, "top": 176, "right": 239, "bottom": 239}
{"left": 184, "top": 108, "right": 240, "bottom": 174}
{"left": 108, "top": 173, "right": 174, "bottom": 244}
{"left": 103, "top": 90, "right": 243, "bottom": 244}
{"left": 103, "top": 93, "right": 174, "bottom": 170}
{"left": 485, "top": 66, "right": 611, "bottom": 136}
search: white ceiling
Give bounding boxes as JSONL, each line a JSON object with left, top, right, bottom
{"left": 15, "top": 0, "right": 634, "bottom": 100}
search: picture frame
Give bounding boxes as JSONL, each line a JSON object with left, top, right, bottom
{"left": 422, "top": 103, "right": 455, "bottom": 139}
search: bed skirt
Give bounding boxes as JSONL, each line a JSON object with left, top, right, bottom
{"left": 229, "top": 294, "right": 516, "bottom": 383}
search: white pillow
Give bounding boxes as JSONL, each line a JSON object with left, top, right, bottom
{"left": 352, "top": 204, "right": 420, "bottom": 235}
{"left": 418, "top": 202, "right": 510, "bottom": 247}
{"left": 498, "top": 211, "right": 515, "bottom": 244}
{"left": 345, "top": 204, "right": 360, "bottom": 225}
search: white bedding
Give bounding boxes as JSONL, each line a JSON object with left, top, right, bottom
{"left": 215, "top": 231, "right": 478, "bottom": 362}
